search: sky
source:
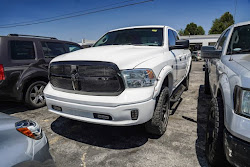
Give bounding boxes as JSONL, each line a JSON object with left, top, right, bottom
{"left": 0, "top": 0, "right": 249, "bottom": 43}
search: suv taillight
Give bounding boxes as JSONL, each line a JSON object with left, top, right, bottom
{"left": 0, "top": 64, "right": 5, "bottom": 80}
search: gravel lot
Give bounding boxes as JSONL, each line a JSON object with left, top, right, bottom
{"left": 0, "top": 61, "right": 211, "bottom": 167}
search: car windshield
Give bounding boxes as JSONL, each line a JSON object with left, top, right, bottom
{"left": 227, "top": 24, "right": 250, "bottom": 54}
{"left": 93, "top": 28, "right": 163, "bottom": 47}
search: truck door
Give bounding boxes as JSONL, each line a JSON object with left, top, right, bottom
{"left": 173, "top": 30, "right": 187, "bottom": 80}
{"left": 209, "top": 29, "right": 230, "bottom": 95}
{"left": 168, "top": 29, "right": 184, "bottom": 84}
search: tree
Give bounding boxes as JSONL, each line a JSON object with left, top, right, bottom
{"left": 197, "top": 26, "right": 205, "bottom": 35}
{"left": 183, "top": 22, "right": 205, "bottom": 35}
{"left": 209, "top": 12, "right": 234, "bottom": 34}
{"left": 178, "top": 29, "right": 184, "bottom": 36}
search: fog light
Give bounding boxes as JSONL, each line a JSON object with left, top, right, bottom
{"left": 131, "top": 109, "right": 139, "bottom": 120}
{"left": 52, "top": 105, "right": 62, "bottom": 111}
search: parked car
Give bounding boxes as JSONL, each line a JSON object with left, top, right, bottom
{"left": 44, "top": 26, "right": 191, "bottom": 135}
{"left": 0, "top": 112, "right": 54, "bottom": 167}
{"left": 202, "top": 21, "right": 250, "bottom": 167}
{"left": 0, "top": 34, "right": 82, "bottom": 108}
{"left": 191, "top": 50, "right": 202, "bottom": 61}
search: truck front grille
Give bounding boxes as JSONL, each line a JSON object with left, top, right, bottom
{"left": 49, "top": 61, "right": 125, "bottom": 96}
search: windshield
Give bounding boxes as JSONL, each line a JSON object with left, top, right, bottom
{"left": 227, "top": 24, "right": 250, "bottom": 54}
{"left": 93, "top": 28, "right": 163, "bottom": 47}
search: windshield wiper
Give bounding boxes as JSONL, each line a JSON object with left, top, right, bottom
{"left": 240, "top": 49, "right": 250, "bottom": 53}
{"left": 232, "top": 48, "right": 250, "bottom": 54}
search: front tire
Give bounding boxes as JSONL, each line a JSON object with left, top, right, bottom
{"left": 205, "top": 97, "right": 227, "bottom": 166}
{"left": 145, "top": 87, "right": 170, "bottom": 136}
{"left": 25, "top": 81, "right": 47, "bottom": 109}
{"left": 204, "top": 67, "right": 210, "bottom": 94}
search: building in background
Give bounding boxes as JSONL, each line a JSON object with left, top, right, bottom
{"left": 78, "top": 39, "right": 96, "bottom": 48}
{"left": 180, "top": 34, "right": 220, "bottom": 52}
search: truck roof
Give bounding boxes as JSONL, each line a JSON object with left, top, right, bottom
{"left": 231, "top": 21, "right": 250, "bottom": 28}
{"left": 109, "top": 25, "right": 168, "bottom": 32}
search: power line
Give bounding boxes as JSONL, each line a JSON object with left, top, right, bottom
{"left": 0, "top": 0, "right": 138, "bottom": 27}
{"left": 0, "top": 0, "right": 154, "bottom": 28}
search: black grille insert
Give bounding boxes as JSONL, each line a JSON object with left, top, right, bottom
{"left": 49, "top": 61, "right": 125, "bottom": 96}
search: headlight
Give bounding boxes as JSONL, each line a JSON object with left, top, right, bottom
{"left": 15, "top": 120, "right": 43, "bottom": 140}
{"left": 234, "top": 86, "right": 250, "bottom": 117}
{"left": 121, "top": 69, "right": 156, "bottom": 88}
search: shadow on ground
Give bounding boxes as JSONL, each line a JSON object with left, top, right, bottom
{"left": 0, "top": 101, "right": 29, "bottom": 114}
{"left": 51, "top": 117, "right": 160, "bottom": 150}
{"left": 195, "top": 85, "right": 211, "bottom": 167}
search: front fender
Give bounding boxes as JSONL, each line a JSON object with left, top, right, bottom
{"left": 218, "top": 73, "right": 233, "bottom": 130}
{"left": 16, "top": 59, "right": 49, "bottom": 97}
{"left": 153, "top": 66, "right": 173, "bottom": 98}
{"left": 185, "top": 56, "right": 192, "bottom": 76}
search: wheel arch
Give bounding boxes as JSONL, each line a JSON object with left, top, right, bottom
{"left": 22, "top": 76, "right": 49, "bottom": 100}
{"left": 218, "top": 74, "right": 233, "bottom": 128}
{"left": 153, "top": 66, "right": 173, "bottom": 98}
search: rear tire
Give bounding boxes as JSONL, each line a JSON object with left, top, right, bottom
{"left": 205, "top": 97, "right": 228, "bottom": 166}
{"left": 25, "top": 81, "right": 47, "bottom": 109}
{"left": 183, "top": 74, "right": 189, "bottom": 91}
{"left": 145, "top": 87, "right": 170, "bottom": 136}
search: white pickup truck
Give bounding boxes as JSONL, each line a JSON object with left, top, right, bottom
{"left": 44, "top": 26, "right": 191, "bottom": 135}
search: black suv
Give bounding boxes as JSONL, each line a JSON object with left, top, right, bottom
{"left": 0, "top": 34, "right": 82, "bottom": 108}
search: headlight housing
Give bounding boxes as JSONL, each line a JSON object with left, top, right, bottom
{"left": 121, "top": 69, "right": 156, "bottom": 88}
{"left": 15, "top": 120, "right": 43, "bottom": 140}
{"left": 234, "top": 86, "right": 250, "bottom": 118}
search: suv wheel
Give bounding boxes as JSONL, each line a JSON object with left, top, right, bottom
{"left": 204, "top": 68, "right": 210, "bottom": 94}
{"left": 145, "top": 87, "right": 170, "bottom": 136}
{"left": 205, "top": 97, "right": 228, "bottom": 166}
{"left": 25, "top": 81, "right": 47, "bottom": 109}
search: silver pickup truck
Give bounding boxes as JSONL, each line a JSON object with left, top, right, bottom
{"left": 202, "top": 21, "right": 250, "bottom": 167}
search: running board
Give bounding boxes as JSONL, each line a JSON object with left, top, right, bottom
{"left": 170, "top": 84, "right": 186, "bottom": 102}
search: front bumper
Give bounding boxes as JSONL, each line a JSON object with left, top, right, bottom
{"left": 44, "top": 82, "right": 156, "bottom": 126}
{"left": 33, "top": 138, "right": 53, "bottom": 163}
{"left": 46, "top": 97, "right": 155, "bottom": 126}
{"left": 224, "top": 130, "right": 250, "bottom": 167}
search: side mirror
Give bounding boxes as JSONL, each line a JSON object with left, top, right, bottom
{"left": 169, "top": 40, "right": 189, "bottom": 50}
{"left": 201, "top": 46, "right": 222, "bottom": 59}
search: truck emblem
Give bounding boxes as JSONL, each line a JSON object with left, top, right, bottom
{"left": 71, "top": 65, "right": 79, "bottom": 90}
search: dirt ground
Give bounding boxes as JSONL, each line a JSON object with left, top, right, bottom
{"left": 0, "top": 61, "right": 212, "bottom": 167}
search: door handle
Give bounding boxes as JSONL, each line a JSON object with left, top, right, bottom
{"left": 218, "top": 67, "right": 223, "bottom": 74}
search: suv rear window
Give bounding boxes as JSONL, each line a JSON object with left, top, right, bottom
{"left": 65, "top": 43, "right": 81, "bottom": 52}
{"left": 10, "top": 41, "right": 35, "bottom": 60}
{"left": 41, "top": 42, "right": 66, "bottom": 58}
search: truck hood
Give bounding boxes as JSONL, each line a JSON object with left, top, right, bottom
{"left": 233, "top": 54, "right": 250, "bottom": 71}
{"left": 51, "top": 45, "right": 164, "bottom": 69}
{"left": 0, "top": 112, "right": 20, "bottom": 129}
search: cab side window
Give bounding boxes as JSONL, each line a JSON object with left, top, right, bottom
{"left": 10, "top": 41, "right": 35, "bottom": 60}
{"left": 216, "top": 30, "right": 230, "bottom": 50}
{"left": 173, "top": 31, "right": 180, "bottom": 40}
{"left": 168, "top": 29, "right": 176, "bottom": 47}
{"left": 41, "top": 42, "right": 66, "bottom": 58}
